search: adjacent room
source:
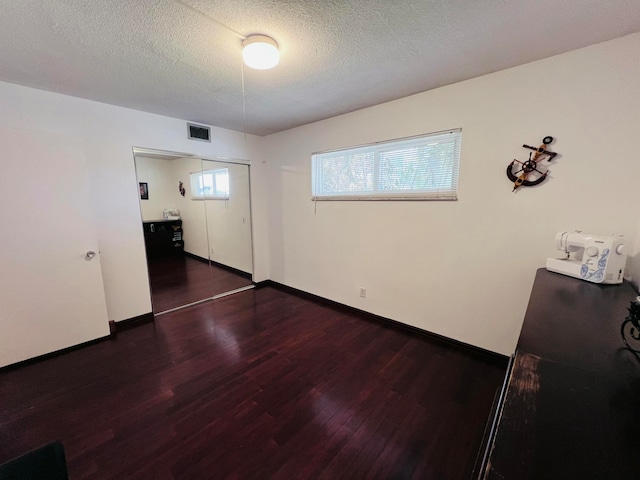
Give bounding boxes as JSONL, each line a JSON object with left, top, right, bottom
{"left": 1, "top": 1, "right": 640, "bottom": 478}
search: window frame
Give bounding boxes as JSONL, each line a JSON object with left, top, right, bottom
{"left": 311, "top": 129, "right": 461, "bottom": 201}
{"left": 190, "top": 167, "right": 230, "bottom": 200}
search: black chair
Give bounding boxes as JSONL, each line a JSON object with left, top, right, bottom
{"left": 0, "top": 442, "right": 69, "bottom": 480}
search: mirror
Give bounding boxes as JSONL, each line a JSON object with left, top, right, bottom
{"left": 134, "top": 151, "right": 253, "bottom": 313}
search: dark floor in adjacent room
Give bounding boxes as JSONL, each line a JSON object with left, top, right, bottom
{"left": 147, "top": 255, "right": 252, "bottom": 313}
{"left": 0, "top": 287, "right": 506, "bottom": 479}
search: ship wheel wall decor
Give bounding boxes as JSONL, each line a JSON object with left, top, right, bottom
{"left": 506, "top": 136, "right": 559, "bottom": 192}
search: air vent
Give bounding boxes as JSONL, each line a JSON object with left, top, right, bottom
{"left": 187, "top": 123, "right": 211, "bottom": 142}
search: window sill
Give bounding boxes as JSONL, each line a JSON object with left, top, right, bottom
{"left": 311, "top": 195, "right": 457, "bottom": 201}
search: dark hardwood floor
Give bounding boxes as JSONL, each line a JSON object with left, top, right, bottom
{"left": 148, "top": 255, "right": 252, "bottom": 313}
{"left": 0, "top": 287, "right": 506, "bottom": 479}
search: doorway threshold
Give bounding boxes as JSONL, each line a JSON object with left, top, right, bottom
{"left": 154, "top": 285, "right": 255, "bottom": 317}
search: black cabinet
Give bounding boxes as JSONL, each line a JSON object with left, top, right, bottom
{"left": 481, "top": 269, "right": 640, "bottom": 479}
{"left": 142, "top": 220, "right": 184, "bottom": 259}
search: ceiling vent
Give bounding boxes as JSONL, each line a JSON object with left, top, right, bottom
{"left": 187, "top": 123, "right": 211, "bottom": 142}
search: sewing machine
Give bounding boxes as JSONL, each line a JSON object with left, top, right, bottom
{"left": 546, "top": 231, "right": 626, "bottom": 284}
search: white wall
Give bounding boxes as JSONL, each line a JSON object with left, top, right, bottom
{"left": 168, "top": 157, "right": 210, "bottom": 260}
{"left": 134, "top": 156, "right": 178, "bottom": 221}
{"left": 0, "top": 81, "right": 267, "bottom": 329}
{"left": 3, "top": 32, "right": 640, "bottom": 360}
{"left": 262, "top": 33, "right": 640, "bottom": 355}
{"left": 203, "top": 161, "right": 253, "bottom": 273}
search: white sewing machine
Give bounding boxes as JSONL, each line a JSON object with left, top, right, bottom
{"left": 546, "top": 231, "right": 626, "bottom": 284}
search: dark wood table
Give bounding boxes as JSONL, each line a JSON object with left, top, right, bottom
{"left": 483, "top": 268, "right": 640, "bottom": 479}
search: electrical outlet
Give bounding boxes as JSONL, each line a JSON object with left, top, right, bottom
{"left": 359, "top": 287, "right": 366, "bottom": 298}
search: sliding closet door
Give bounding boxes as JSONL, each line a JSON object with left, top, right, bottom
{"left": 201, "top": 160, "right": 253, "bottom": 296}
{"left": 0, "top": 126, "right": 109, "bottom": 367}
{"left": 135, "top": 153, "right": 254, "bottom": 314}
{"left": 135, "top": 155, "right": 210, "bottom": 313}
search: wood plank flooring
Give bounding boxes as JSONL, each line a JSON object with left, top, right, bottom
{"left": 148, "top": 255, "right": 252, "bottom": 313}
{"left": 0, "top": 287, "right": 506, "bottom": 479}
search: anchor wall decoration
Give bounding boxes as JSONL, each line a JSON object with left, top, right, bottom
{"left": 506, "top": 136, "right": 559, "bottom": 192}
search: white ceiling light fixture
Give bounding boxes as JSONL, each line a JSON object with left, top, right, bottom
{"left": 242, "top": 35, "right": 280, "bottom": 70}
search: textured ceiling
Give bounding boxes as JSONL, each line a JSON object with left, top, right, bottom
{"left": 1, "top": 0, "right": 640, "bottom": 136}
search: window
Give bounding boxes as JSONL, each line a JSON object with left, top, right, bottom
{"left": 311, "top": 129, "right": 461, "bottom": 200}
{"left": 190, "top": 168, "right": 229, "bottom": 199}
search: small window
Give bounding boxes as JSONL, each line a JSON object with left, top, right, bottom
{"left": 190, "top": 168, "right": 229, "bottom": 199}
{"left": 311, "top": 129, "right": 461, "bottom": 200}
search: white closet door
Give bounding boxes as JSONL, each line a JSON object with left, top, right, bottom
{"left": 0, "top": 126, "right": 109, "bottom": 367}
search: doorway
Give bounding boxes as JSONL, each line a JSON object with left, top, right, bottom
{"left": 133, "top": 148, "right": 254, "bottom": 314}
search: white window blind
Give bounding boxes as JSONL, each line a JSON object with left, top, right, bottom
{"left": 190, "top": 168, "right": 230, "bottom": 200}
{"left": 312, "top": 129, "right": 461, "bottom": 200}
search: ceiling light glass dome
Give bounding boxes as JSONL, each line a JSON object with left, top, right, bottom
{"left": 242, "top": 35, "right": 280, "bottom": 70}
